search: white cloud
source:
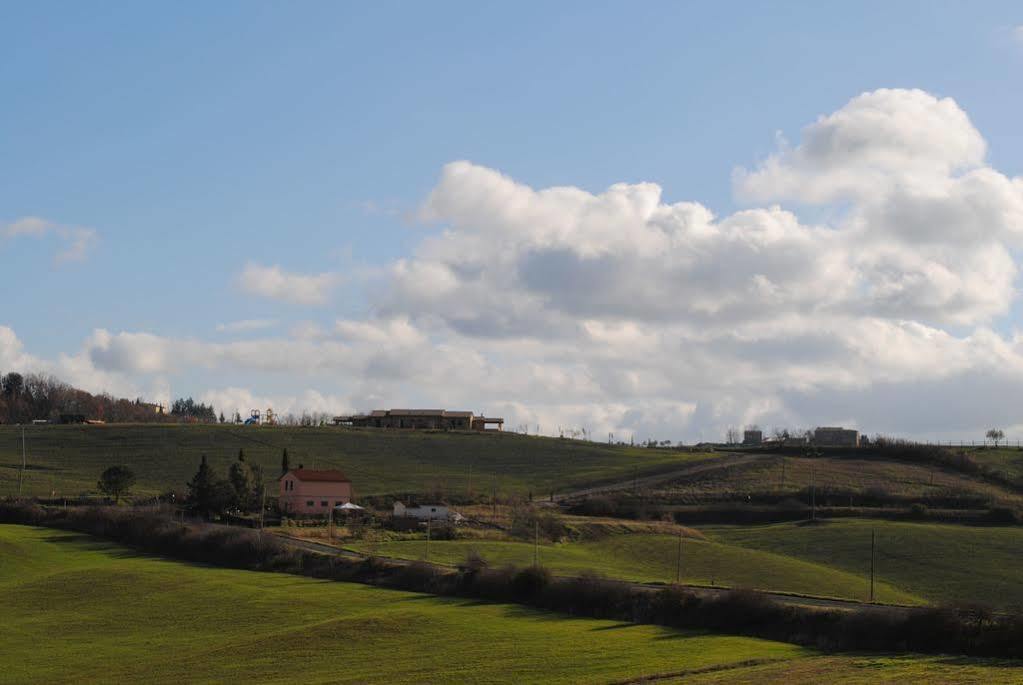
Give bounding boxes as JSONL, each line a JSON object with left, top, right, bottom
{"left": 237, "top": 262, "right": 340, "bottom": 305}
{"left": 2, "top": 216, "right": 99, "bottom": 264}
{"left": 7, "top": 88, "right": 1023, "bottom": 441}
{"left": 735, "top": 89, "right": 987, "bottom": 204}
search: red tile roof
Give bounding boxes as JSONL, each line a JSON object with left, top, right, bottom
{"left": 281, "top": 468, "right": 351, "bottom": 483}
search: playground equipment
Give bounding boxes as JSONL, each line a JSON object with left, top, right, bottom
{"left": 244, "top": 409, "right": 261, "bottom": 425}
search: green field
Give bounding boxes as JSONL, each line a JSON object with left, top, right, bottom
{"left": 350, "top": 518, "right": 1023, "bottom": 607}
{"left": 653, "top": 454, "right": 1023, "bottom": 507}
{"left": 348, "top": 534, "right": 919, "bottom": 604}
{"left": 0, "top": 524, "right": 802, "bottom": 683}
{"left": 707, "top": 519, "right": 1023, "bottom": 608}
{"left": 0, "top": 424, "right": 708, "bottom": 498}
{"left": 3, "top": 525, "right": 1022, "bottom": 684}
{"left": 970, "top": 447, "right": 1023, "bottom": 482}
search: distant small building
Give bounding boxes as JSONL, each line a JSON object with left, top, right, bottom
{"left": 279, "top": 468, "right": 353, "bottom": 516}
{"left": 814, "top": 426, "right": 860, "bottom": 447}
{"left": 743, "top": 429, "right": 763, "bottom": 445}
{"left": 393, "top": 501, "right": 450, "bottom": 521}
{"left": 333, "top": 409, "right": 503, "bottom": 431}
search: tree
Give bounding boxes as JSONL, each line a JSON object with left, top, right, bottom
{"left": 281, "top": 448, "right": 291, "bottom": 475}
{"left": 725, "top": 427, "right": 740, "bottom": 445}
{"left": 186, "top": 455, "right": 233, "bottom": 518}
{"left": 97, "top": 465, "right": 136, "bottom": 503}
{"left": 986, "top": 428, "right": 1005, "bottom": 447}
{"left": 219, "top": 412, "right": 225, "bottom": 424}
{"left": 228, "top": 451, "right": 259, "bottom": 511}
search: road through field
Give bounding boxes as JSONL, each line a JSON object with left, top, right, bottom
{"left": 551, "top": 453, "right": 761, "bottom": 502}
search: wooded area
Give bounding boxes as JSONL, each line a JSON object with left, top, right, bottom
{"left": 0, "top": 371, "right": 215, "bottom": 424}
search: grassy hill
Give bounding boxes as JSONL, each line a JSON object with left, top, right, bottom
{"left": 648, "top": 454, "right": 1023, "bottom": 508}
{"left": 3, "top": 525, "right": 1020, "bottom": 684}
{"left": 0, "top": 524, "right": 803, "bottom": 684}
{"left": 707, "top": 519, "right": 1023, "bottom": 607}
{"left": 969, "top": 447, "right": 1023, "bottom": 482}
{"left": 347, "top": 518, "right": 1023, "bottom": 607}
{"left": 0, "top": 424, "right": 708, "bottom": 499}
{"left": 347, "top": 534, "right": 918, "bottom": 604}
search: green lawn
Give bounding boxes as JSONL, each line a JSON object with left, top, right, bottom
{"left": 0, "top": 424, "right": 711, "bottom": 498}
{"left": 0, "top": 524, "right": 808, "bottom": 684}
{"left": 348, "top": 534, "right": 919, "bottom": 604}
{"left": 706, "top": 519, "right": 1023, "bottom": 608}
{"left": 3, "top": 525, "right": 1020, "bottom": 684}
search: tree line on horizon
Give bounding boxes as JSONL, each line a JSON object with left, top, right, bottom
{"left": 0, "top": 370, "right": 215, "bottom": 425}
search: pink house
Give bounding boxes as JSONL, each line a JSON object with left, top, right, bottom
{"left": 279, "top": 468, "right": 353, "bottom": 516}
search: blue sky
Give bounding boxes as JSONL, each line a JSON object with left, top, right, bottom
{"left": 2, "top": 2, "right": 1023, "bottom": 440}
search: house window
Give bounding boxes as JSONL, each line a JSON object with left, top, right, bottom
{"left": 306, "top": 500, "right": 314, "bottom": 507}
{"left": 321, "top": 501, "right": 328, "bottom": 507}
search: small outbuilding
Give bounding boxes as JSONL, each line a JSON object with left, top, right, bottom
{"left": 393, "top": 501, "right": 450, "bottom": 521}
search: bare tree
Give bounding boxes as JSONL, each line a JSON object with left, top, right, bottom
{"left": 986, "top": 428, "right": 1005, "bottom": 447}
{"left": 725, "top": 427, "right": 740, "bottom": 445}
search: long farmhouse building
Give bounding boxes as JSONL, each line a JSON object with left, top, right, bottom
{"left": 333, "top": 409, "right": 504, "bottom": 431}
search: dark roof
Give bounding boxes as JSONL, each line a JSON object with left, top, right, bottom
{"left": 280, "top": 468, "right": 351, "bottom": 483}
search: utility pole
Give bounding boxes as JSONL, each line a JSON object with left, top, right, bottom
{"left": 535, "top": 520, "right": 543, "bottom": 566}
{"left": 675, "top": 530, "right": 684, "bottom": 585}
{"left": 19, "top": 426, "right": 26, "bottom": 496}
{"left": 259, "top": 486, "right": 266, "bottom": 531}
{"left": 870, "top": 528, "right": 876, "bottom": 603}
{"left": 811, "top": 462, "right": 816, "bottom": 522}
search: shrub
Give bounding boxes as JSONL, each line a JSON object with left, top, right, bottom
{"left": 985, "top": 507, "right": 1021, "bottom": 524}
{"left": 510, "top": 565, "right": 551, "bottom": 599}
{"left": 573, "top": 496, "right": 619, "bottom": 517}
{"left": 908, "top": 503, "right": 929, "bottom": 519}
{"left": 510, "top": 507, "right": 569, "bottom": 542}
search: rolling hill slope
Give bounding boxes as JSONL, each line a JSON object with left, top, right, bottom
{"left": 3, "top": 525, "right": 1020, "bottom": 684}
{"left": 0, "top": 424, "right": 709, "bottom": 498}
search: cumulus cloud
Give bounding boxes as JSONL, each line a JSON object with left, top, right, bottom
{"left": 2, "top": 216, "right": 98, "bottom": 264}
{"left": 735, "top": 89, "right": 987, "bottom": 203}
{"left": 7, "top": 88, "right": 1023, "bottom": 441}
{"left": 237, "top": 262, "right": 340, "bottom": 305}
